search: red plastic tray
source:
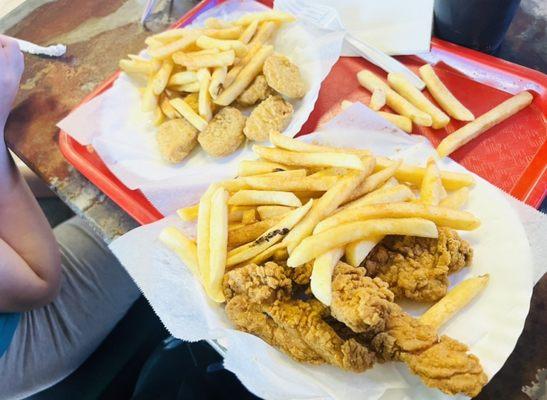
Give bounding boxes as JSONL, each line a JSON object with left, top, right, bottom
{"left": 59, "top": 0, "right": 547, "bottom": 225}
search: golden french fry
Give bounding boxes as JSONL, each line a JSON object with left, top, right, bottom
{"left": 177, "top": 204, "right": 198, "bottom": 221}
{"left": 159, "top": 227, "right": 200, "bottom": 279}
{"left": 253, "top": 145, "right": 367, "bottom": 170}
{"left": 420, "top": 158, "right": 445, "bottom": 206}
{"left": 168, "top": 71, "right": 197, "bottom": 86}
{"left": 357, "top": 70, "right": 432, "bottom": 126}
{"left": 283, "top": 169, "right": 373, "bottom": 252}
{"left": 228, "top": 190, "right": 302, "bottom": 207}
{"left": 375, "top": 157, "right": 475, "bottom": 189}
{"left": 183, "top": 92, "right": 199, "bottom": 113}
{"left": 170, "top": 98, "right": 208, "bottom": 131}
{"left": 342, "top": 184, "right": 414, "bottom": 212}
{"left": 419, "top": 64, "right": 474, "bottom": 121}
{"left": 228, "top": 205, "right": 252, "bottom": 223}
{"left": 315, "top": 202, "right": 481, "bottom": 234}
{"left": 224, "top": 22, "right": 278, "bottom": 87}
{"left": 201, "top": 26, "right": 244, "bottom": 40}
{"left": 310, "top": 248, "right": 344, "bottom": 305}
{"left": 345, "top": 159, "right": 402, "bottom": 203}
{"left": 142, "top": 79, "right": 158, "bottom": 112}
{"left": 379, "top": 176, "right": 399, "bottom": 190}
{"left": 345, "top": 236, "right": 382, "bottom": 267}
{"left": 152, "top": 106, "right": 166, "bottom": 126}
{"left": 196, "top": 68, "right": 213, "bottom": 121}
{"left": 269, "top": 131, "right": 371, "bottom": 157}
{"left": 208, "top": 187, "right": 229, "bottom": 302}
{"left": 235, "top": 10, "right": 295, "bottom": 26}
{"left": 377, "top": 112, "right": 413, "bottom": 133}
{"left": 388, "top": 72, "right": 450, "bottom": 129}
{"left": 146, "top": 37, "right": 165, "bottom": 49}
{"left": 215, "top": 45, "right": 274, "bottom": 106}
{"left": 238, "top": 173, "right": 337, "bottom": 192}
{"left": 419, "top": 275, "right": 490, "bottom": 329}
{"left": 246, "top": 242, "right": 286, "bottom": 266}
{"left": 287, "top": 218, "right": 438, "bottom": 267}
{"left": 257, "top": 205, "right": 293, "bottom": 220}
{"left": 228, "top": 216, "right": 283, "bottom": 247}
{"left": 439, "top": 187, "right": 470, "bottom": 210}
{"left": 119, "top": 59, "right": 159, "bottom": 75}
{"left": 241, "top": 208, "right": 257, "bottom": 224}
{"left": 209, "top": 66, "right": 227, "bottom": 98}
{"left": 239, "top": 19, "right": 259, "bottom": 43}
{"left": 151, "top": 28, "right": 186, "bottom": 41}
{"left": 152, "top": 60, "right": 174, "bottom": 95}
{"left": 196, "top": 184, "right": 218, "bottom": 284}
{"left": 204, "top": 17, "right": 233, "bottom": 29}
{"left": 148, "top": 31, "right": 201, "bottom": 59}
{"left": 437, "top": 91, "right": 533, "bottom": 157}
{"left": 221, "top": 169, "right": 307, "bottom": 192}
{"left": 227, "top": 200, "right": 313, "bottom": 266}
{"left": 369, "top": 88, "right": 386, "bottom": 111}
{"left": 170, "top": 82, "right": 200, "bottom": 93}
{"left": 160, "top": 95, "right": 181, "bottom": 119}
{"left": 196, "top": 35, "right": 247, "bottom": 56}
{"left": 173, "top": 49, "right": 235, "bottom": 69}
{"left": 237, "top": 160, "right": 293, "bottom": 176}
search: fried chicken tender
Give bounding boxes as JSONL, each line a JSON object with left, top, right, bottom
{"left": 364, "top": 228, "right": 473, "bottom": 302}
{"left": 263, "top": 54, "right": 306, "bottom": 99}
{"left": 237, "top": 75, "right": 272, "bottom": 106}
{"left": 330, "top": 264, "right": 487, "bottom": 397}
{"left": 243, "top": 95, "right": 293, "bottom": 142}
{"left": 331, "top": 263, "right": 395, "bottom": 335}
{"left": 198, "top": 107, "right": 246, "bottom": 157}
{"left": 156, "top": 118, "right": 198, "bottom": 163}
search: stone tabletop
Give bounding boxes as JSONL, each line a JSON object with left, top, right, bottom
{"left": 1, "top": 0, "right": 545, "bottom": 398}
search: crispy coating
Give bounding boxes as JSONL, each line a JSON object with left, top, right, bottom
{"left": 331, "top": 263, "right": 395, "bottom": 335}
{"left": 156, "top": 118, "right": 198, "bottom": 163}
{"left": 243, "top": 95, "right": 293, "bottom": 142}
{"left": 198, "top": 107, "right": 246, "bottom": 157}
{"left": 364, "top": 228, "right": 473, "bottom": 302}
{"left": 237, "top": 75, "right": 272, "bottom": 106}
{"left": 263, "top": 54, "right": 306, "bottom": 99}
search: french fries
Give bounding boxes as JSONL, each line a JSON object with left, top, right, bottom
{"left": 197, "top": 68, "right": 213, "bottom": 121}
{"left": 369, "top": 88, "right": 386, "bottom": 111}
{"left": 235, "top": 10, "right": 296, "bottom": 26}
{"left": 239, "top": 173, "right": 338, "bottom": 192}
{"left": 343, "top": 184, "right": 414, "bottom": 211}
{"left": 314, "top": 202, "right": 480, "bottom": 233}
{"left": 253, "top": 145, "right": 367, "bottom": 170}
{"left": 228, "top": 215, "right": 283, "bottom": 248}
{"left": 196, "top": 184, "right": 218, "bottom": 285}
{"left": 228, "top": 190, "right": 302, "bottom": 207}
{"left": 345, "top": 159, "right": 401, "bottom": 202}
{"left": 177, "top": 204, "right": 198, "bottom": 221}
{"left": 170, "top": 98, "right": 208, "bottom": 131}
{"left": 345, "top": 236, "right": 382, "bottom": 267}
{"left": 239, "top": 19, "right": 259, "bottom": 44}
{"left": 310, "top": 248, "right": 344, "bottom": 305}
{"left": 418, "top": 64, "right": 475, "bottom": 121}
{"left": 420, "top": 158, "right": 445, "bottom": 205}
{"left": 209, "top": 66, "right": 227, "bottom": 98}
{"left": 237, "top": 160, "right": 292, "bottom": 176}
{"left": 152, "top": 61, "right": 174, "bottom": 95}
{"left": 168, "top": 71, "right": 197, "bottom": 86}
{"left": 377, "top": 112, "right": 413, "bottom": 133}
{"left": 173, "top": 49, "right": 236, "bottom": 69}
{"left": 208, "top": 187, "right": 229, "bottom": 302}
{"left": 158, "top": 227, "right": 199, "bottom": 279}
{"left": 387, "top": 72, "right": 450, "bottom": 129}
{"left": 257, "top": 205, "right": 293, "bottom": 219}
{"left": 269, "top": 131, "right": 371, "bottom": 157}
{"left": 241, "top": 208, "right": 257, "bottom": 224}
{"left": 439, "top": 187, "right": 470, "bottom": 209}
{"left": 357, "top": 70, "right": 433, "bottom": 126}
{"left": 419, "top": 275, "right": 489, "bottom": 329}
{"left": 288, "top": 218, "right": 438, "bottom": 267}
{"left": 148, "top": 30, "right": 202, "bottom": 59}
{"left": 436, "top": 91, "right": 533, "bottom": 157}
{"left": 196, "top": 35, "right": 246, "bottom": 56}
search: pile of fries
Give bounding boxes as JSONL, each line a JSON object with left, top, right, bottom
{"left": 350, "top": 66, "right": 533, "bottom": 157}
{"left": 160, "top": 130, "right": 488, "bottom": 320}
{"left": 118, "top": 10, "right": 305, "bottom": 162}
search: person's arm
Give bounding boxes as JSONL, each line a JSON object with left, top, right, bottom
{"left": 0, "top": 36, "right": 61, "bottom": 312}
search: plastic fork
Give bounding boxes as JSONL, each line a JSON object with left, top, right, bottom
{"left": 275, "top": 0, "right": 426, "bottom": 89}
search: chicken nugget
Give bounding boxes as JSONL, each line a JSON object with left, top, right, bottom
{"left": 263, "top": 54, "right": 306, "bottom": 99}
{"left": 244, "top": 95, "right": 293, "bottom": 142}
{"left": 156, "top": 119, "right": 198, "bottom": 163}
{"left": 237, "top": 75, "right": 272, "bottom": 106}
{"left": 198, "top": 107, "right": 246, "bottom": 157}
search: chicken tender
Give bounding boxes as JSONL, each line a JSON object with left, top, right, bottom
{"left": 237, "top": 75, "right": 272, "bottom": 106}
{"left": 198, "top": 107, "right": 246, "bottom": 157}
{"left": 243, "top": 95, "right": 293, "bottom": 142}
{"left": 156, "top": 118, "right": 198, "bottom": 163}
{"left": 263, "top": 54, "right": 306, "bottom": 99}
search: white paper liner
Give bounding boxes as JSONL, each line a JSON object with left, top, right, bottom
{"left": 109, "top": 104, "right": 546, "bottom": 400}
{"left": 57, "top": 0, "right": 345, "bottom": 212}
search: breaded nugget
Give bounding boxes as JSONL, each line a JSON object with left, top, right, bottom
{"left": 156, "top": 119, "right": 198, "bottom": 163}
{"left": 198, "top": 107, "right": 246, "bottom": 157}
{"left": 243, "top": 95, "right": 293, "bottom": 142}
{"left": 263, "top": 54, "right": 306, "bottom": 99}
{"left": 237, "top": 75, "right": 272, "bottom": 106}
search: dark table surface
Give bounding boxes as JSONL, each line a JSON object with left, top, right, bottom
{"left": 0, "top": 1, "right": 545, "bottom": 398}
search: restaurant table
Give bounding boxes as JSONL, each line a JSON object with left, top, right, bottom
{"left": 0, "top": 1, "right": 545, "bottom": 399}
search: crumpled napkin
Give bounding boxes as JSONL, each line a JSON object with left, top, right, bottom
{"left": 109, "top": 104, "right": 546, "bottom": 400}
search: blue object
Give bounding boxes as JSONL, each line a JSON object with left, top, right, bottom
{"left": 0, "top": 313, "right": 20, "bottom": 358}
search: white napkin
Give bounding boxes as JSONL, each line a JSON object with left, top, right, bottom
{"left": 109, "top": 104, "right": 546, "bottom": 400}
{"left": 57, "top": 0, "right": 345, "bottom": 215}
{"left": 295, "top": 0, "right": 434, "bottom": 56}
